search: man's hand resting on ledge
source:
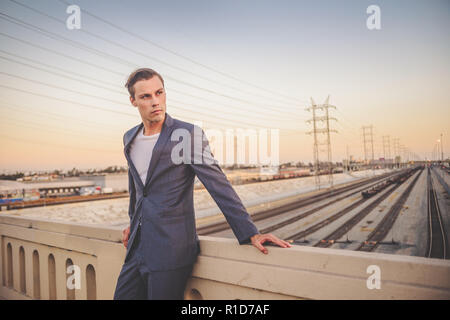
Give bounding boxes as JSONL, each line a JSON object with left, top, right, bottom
{"left": 122, "top": 226, "right": 292, "bottom": 254}
{"left": 250, "top": 233, "right": 292, "bottom": 254}
{"left": 122, "top": 225, "right": 130, "bottom": 248}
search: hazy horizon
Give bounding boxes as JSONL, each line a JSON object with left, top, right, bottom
{"left": 1, "top": 0, "right": 449, "bottom": 172}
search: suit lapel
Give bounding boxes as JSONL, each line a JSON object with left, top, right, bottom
{"left": 143, "top": 113, "right": 175, "bottom": 189}
{"left": 124, "top": 122, "right": 145, "bottom": 190}
{"left": 123, "top": 113, "right": 175, "bottom": 191}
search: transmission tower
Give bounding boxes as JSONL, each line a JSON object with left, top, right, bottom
{"left": 382, "top": 135, "right": 391, "bottom": 162}
{"left": 399, "top": 144, "right": 406, "bottom": 165}
{"left": 392, "top": 138, "right": 400, "bottom": 167}
{"left": 362, "top": 125, "right": 374, "bottom": 163}
{"left": 306, "top": 95, "right": 337, "bottom": 190}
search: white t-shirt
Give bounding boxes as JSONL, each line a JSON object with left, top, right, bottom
{"left": 129, "top": 127, "right": 160, "bottom": 185}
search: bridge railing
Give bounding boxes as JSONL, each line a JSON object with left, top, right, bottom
{"left": 1, "top": 214, "right": 449, "bottom": 300}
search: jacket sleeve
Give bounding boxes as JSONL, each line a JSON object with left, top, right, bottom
{"left": 124, "top": 133, "right": 136, "bottom": 220}
{"left": 127, "top": 168, "right": 136, "bottom": 220}
{"left": 188, "top": 126, "right": 259, "bottom": 244}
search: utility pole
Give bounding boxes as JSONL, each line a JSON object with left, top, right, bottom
{"left": 432, "top": 144, "right": 436, "bottom": 162}
{"left": 323, "top": 96, "right": 335, "bottom": 187}
{"left": 306, "top": 98, "right": 321, "bottom": 189}
{"left": 362, "top": 127, "right": 367, "bottom": 162}
{"left": 440, "top": 133, "right": 444, "bottom": 161}
{"left": 436, "top": 142, "right": 440, "bottom": 162}
{"left": 362, "top": 125, "right": 375, "bottom": 171}
{"left": 392, "top": 138, "right": 400, "bottom": 168}
{"left": 306, "top": 95, "right": 337, "bottom": 190}
{"left": 346, "top": 145, "right": 351, "bottom": 172}
{"left": 382, "top": 135, "right": 391, "bottom": 168}
{"left": 362, "top": 125, "right": 374, "bottom": 162}
{"left": 399, "top": 144, "right": 407, "bottom": 166}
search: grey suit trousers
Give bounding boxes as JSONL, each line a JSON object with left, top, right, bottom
{"left": 113, "top": 225, "right": 194, "bottom": 300}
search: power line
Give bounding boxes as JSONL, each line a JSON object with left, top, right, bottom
{"left": 0, "top": 84, "right": 137, "bottom": 117}
{"left": 0, "top": 53, "right": 307, "bottom": 126}
{"left": 0, "top": 72, "right": 303, "bottom": 130}
{"left": 1, "top": 93, "right": 293, "bottom": 136}
{"left": 0, "top": 132, "right": 119, "bottom": 154}
{"left": 334, "top": 109, "right": 360, "bottom": 132}
{"left": 0, "top": 97, "right": 266, "bottom": 144}
{"left": 0, "top": 99, "right": 127, "bottom": 141}
{"left": 0, "top": 32, "right": 124, "bottom": 76}
{"left": 0, "top": 99, "right": 123, "bottom": 129}
{"left": 52, "top": 0, "right": 309, "bottom": 105}
{"left": 334, "top": 121, "right": 362, "bottom": 145}
{"left": 13, "top": 0, "right": 309, "bottom": 105}
{"left": 0, "top": 104, "right": 121, "bottom": 131}
{"left": 0, "top": 31, "right": 307, "bottom": 124}
{"left": 0, "top": 9, "right": 308, "bottom": 117}
{"left": 0, "top": 4, "right": 312, "bottom": 148}
{"left": 0, "top": 116, "right": 119, "bottom": 144}
{"left": 0, "top": 71, "right": 129, "bottom": 107}
{"left": 0, "top": 53, "right": 122, "bottom": 94}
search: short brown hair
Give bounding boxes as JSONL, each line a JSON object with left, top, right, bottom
{"left": 125, "top": 68, "right": 165, "bottom": 98}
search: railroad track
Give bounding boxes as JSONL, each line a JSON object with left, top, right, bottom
{"left": 355, "top": 167, "right": 423, "bottom": 252}
{"left": 2, "top": 192, "right": 129, "bottom": 210}
{"left": 258, "top": 170, "right": 412, "bottom": 236}
{"left": 199, "top": 169, "right": 405, "bottom": 236}
{"left": 425, "top": 167, "right": 448, "bottom": 259}
{"left": 302, "top": 167, "right": 421, "bottom": 248}
{"left": 432, "top": 166, "right": 450, "bottom": 197}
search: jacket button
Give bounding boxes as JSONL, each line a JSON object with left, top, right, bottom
{"left": 143, "top": 191, "right": 147, "bottom": 197}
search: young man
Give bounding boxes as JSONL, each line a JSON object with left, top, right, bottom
{"left": 113, "top": 68, "right": 291, "bottom": 300}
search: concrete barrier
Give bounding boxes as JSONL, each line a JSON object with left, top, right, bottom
{"left": 1, "top": 214, "right": 449, "bottom": 300}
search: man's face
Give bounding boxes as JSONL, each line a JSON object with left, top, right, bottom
{"left": 130, "top": 77, "right": 166, "bottom": 124}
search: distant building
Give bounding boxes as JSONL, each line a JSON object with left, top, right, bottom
{"left": 260, "top": 166, "right": 279, "bottom": 175}
{"left": 0, "top": 179, "right": 95, "bottom": 202}
{"left": 79, "top": 173, "right": 128, "bottom": 192}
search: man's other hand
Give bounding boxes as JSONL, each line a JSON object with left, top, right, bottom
{"left": 250, "top": 233, "right": 292, "bottom": 254}
{"left": 122, "top": 225, "right": 130, "bottom": 248}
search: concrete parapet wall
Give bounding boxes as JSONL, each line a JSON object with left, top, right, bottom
{"left": 0, "top": 214, "right": 449, "bottom": 300}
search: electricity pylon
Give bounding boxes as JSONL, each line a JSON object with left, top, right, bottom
{"left": 382, "top": 135, "right": 391, "bottom": 168}
{"left": 362, "top": 125, "right": 374, "bottom": 163}
{"left": 382, "top": 135, "right": 390, "bottom": 159}
{"left": 392, "top": 138, "right": 400, "bottom": 167}
{"left": 306, "top": 95, "right": 337, "bottom": 190}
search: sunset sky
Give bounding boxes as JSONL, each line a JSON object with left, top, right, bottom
{"left": 0, "top": 0, "right": 449, "bottom": 172}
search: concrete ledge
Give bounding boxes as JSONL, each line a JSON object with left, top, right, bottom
{"left": 1, "top": 214, "right": 449, "bottom": 300}
{"left": 189, "top": 237, "right": 450, "bottom": 299}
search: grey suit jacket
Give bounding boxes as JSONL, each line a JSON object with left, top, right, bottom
{"left": 123, "top": 113, "right": 259, "bottom": 271}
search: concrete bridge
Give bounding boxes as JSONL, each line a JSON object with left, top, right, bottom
{"left": 1, "top": 214, "right": 449, "bottom": 300}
